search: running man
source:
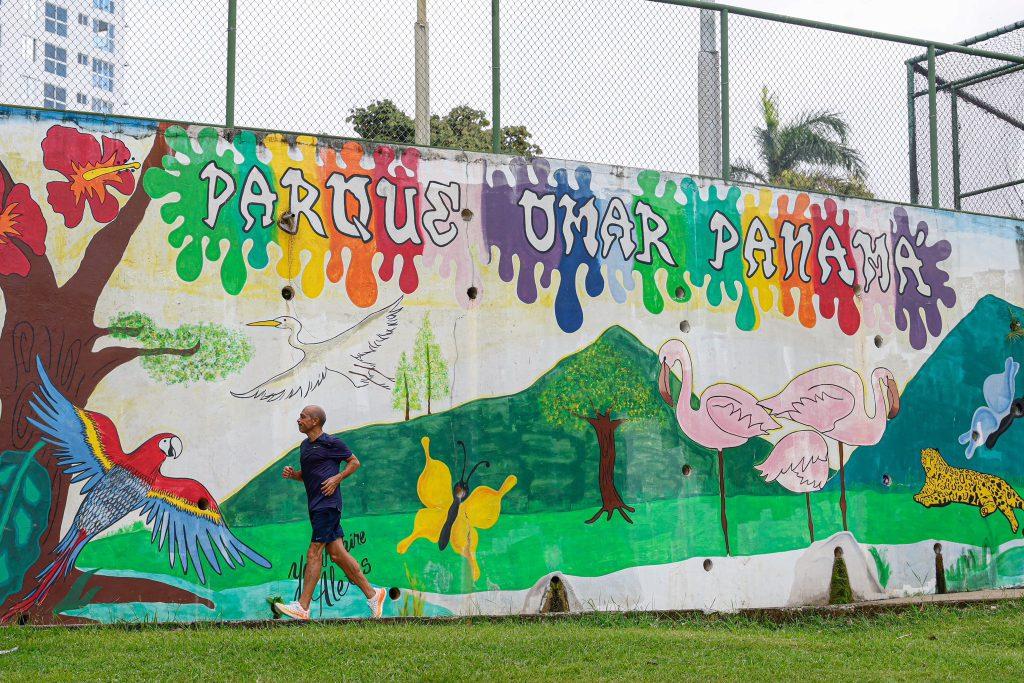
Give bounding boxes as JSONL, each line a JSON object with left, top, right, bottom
{"left": 273, "top": 405, "right": 386, "bottom": 620}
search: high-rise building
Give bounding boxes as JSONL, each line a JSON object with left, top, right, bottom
{"left": 0, "top": 0, "right": 126, "bottom": 114}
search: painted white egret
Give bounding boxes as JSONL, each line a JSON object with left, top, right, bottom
{"left": 232, "top": 296, "right": 403, "bottom": 402}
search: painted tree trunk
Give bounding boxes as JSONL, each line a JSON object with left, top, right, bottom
{"left": 583, "top": 411, "right": 635, "bottom": 524}
{"left": 0, "top": 130, "right": 210, "bottom": 623}
{"left": 404, "top": 373, "right": 410, "bottom": 421}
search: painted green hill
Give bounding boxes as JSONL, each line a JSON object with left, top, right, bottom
{"left": 847, "top": 294, "right": 1024, "bottom": 489}
{"left": 222, "top": 326, "right": 774, "bottom": 526}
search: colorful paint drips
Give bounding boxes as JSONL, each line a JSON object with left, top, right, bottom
{"left": 144, "top": 126, "right": 956, "bottom": 349}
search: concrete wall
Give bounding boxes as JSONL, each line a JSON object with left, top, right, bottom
{"left": 0, "top": 107, "right": 1022, "bottom": 623}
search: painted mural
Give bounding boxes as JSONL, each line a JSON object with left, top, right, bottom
{"left": 0, "top": 106, "right": 1023, "bottom": 624}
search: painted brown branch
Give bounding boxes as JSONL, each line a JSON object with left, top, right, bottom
{"left": 21, "top": 570, "right": 214, "bottom": 624}
{"left": 92, "top": 341, "right": 199, "bottom": 377}
{"left": 62, "top": 124, "right": 170, "bottom": 299}
{"left": 83, "top": 573, "right": 214, "bottom": 610}
{"left": 101, "top": 326, "right": 144, "bottom": 337}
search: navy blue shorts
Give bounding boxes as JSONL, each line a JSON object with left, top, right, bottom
{"left": 309, "top": 507, "right": 344, "bottom": 544}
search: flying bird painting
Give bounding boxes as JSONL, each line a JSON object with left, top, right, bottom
{"left": 1, "top": 358, "right": 271, "bottom": 624}
{"left": 232, "top": 297, "right": 403, "bottom": 402}
{"left": 959, "top": 357, "right": 1020, "bottom": 458}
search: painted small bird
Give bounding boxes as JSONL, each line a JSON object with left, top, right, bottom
{"left": 232, "top": 296, "right": 403, "bottom": 402}
{"left": 0, "top": 358, "right": 271, "bottom": 623}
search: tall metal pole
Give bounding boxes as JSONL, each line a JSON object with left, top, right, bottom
{"left": 491, "top": 0, "right": 501, "bottom": 153}
{"left": 951, "top": 86, "right": 961, "bottom": 210}
{"left": 414, "top": 0, "right": 431, "bottom": 146}
{"left": 226, "top": 0, "right": 237, "bottom": 127}
{"left": 907, "top": 63, "right": 919, "bottom": 204}
{"left": 927, "top": 44, "right": 939, "bottom": 208}
{"left": 720, "top": 8, "right": 729, "bottom": 181}
{"left": 697, "top": 2, "right": 722, "bottom": 177}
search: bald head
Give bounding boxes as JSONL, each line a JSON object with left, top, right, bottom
{"left": 304, "top": 405, "right": 326, "bottom": 427}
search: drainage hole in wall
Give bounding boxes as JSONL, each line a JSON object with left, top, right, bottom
{"left": 834, "top": 546, "right": 844, "bottom": 559}
{"left": 279, "top": 211, "right": 296, "bottom": 232}
{"left": 853, "top": 283, "right": 863, "bottom": 296}
{"left": 388, "top": 587, "right": 402, "bottom": 600}
{"left": 461, "top": 207, "right": 474, "bottom": 221}
{"left": 933, "top": 543, "right": 942, "bottom": 555}
{"left": 679, "top": 320, "right": 691, "bottom": 333}
{"left": 702, "top": 559, "right": 713, "bottom": 572}
{"left": 873, "top": 335, "right": 883, "bottom": 348}
{"left": 881, "top": 474, "right": 891, "bottom": 487}
{"left": 281, "top": 286, "right": 295, "bottom": 301}
{"left": 197, "top": 498, "right": 210, "bottom": 511}
{"left": 674, "top": 286, "right": 685, "bottom": 299}
{"left": 467, "top": 286, "right": 479, "bottom": 300}
{"left": 682, "top": 464, "right": 693, "bottom": 477}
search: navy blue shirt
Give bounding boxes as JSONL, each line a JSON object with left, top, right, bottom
{"left": 299, "top": 433, "right": 353, "bottom": 512}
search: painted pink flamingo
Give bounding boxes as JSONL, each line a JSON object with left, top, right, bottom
{"left": 658, "top": 339, "right": 780, "bottom": 556}
{"left": 758, "top": 365, "right": 900, "bottom": 530}
{"left": 756, "top": 430, "right": 829, "bottom": 542}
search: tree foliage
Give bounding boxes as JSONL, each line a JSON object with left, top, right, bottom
{"left": 107, "top": 311, "right": 252, "bottom": 385}
{"left": 731, "top": 87, "right": 873, "bottom": 199}
{"left": 392, "top": 351, "right": 422, "bottom": 418}
{"left": 539, "top": 338, "right": 664, "bottom": 430}
{"left": 347, "top": 100, "right": 542, "bottom": 157}
{"left": 412, "top": 314, "right": 450, "bottom": 412}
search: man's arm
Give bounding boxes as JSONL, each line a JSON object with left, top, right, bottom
{"left": 320, "top": 455, "right": 360, "bottom": 496}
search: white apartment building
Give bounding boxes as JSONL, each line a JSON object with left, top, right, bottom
{"left": 0, "top": 0, "right": 126, "bottom": 114}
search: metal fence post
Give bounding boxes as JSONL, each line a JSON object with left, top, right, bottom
{"left": 951, "top": 86, "right": 960, "bottom": 210}
{"left": 907, "top": 62, "right": 919, "bottom": 204}
{"left": 720, "top": 8, "right": 730, "bottom": 181}
{"left": 927, "top": 44, "right": 939, "bottom": 208}
{"left": 226, "top": 0, "right": 237, "bottom": 127}
{"left": 491, "top": 0, "right": 501, "bottom": 154}
{"left": 414, "top": 0, "right": 431, "bottom": 146}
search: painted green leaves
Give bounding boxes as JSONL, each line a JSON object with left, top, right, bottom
{"left": 143, "top": 127, "right": 276, "bottom": 295}
{"left": 0, "top": 444, "right": 50, "bottom": 604}
{"left": 108, "top": 311, "right": 253, "bottom": 385}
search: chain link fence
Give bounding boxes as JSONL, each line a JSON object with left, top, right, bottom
{"left": 1, "top": 1, "right": 1022, "bottom": 217}
{"left": 909, "top": 22, "right": 1024, "bottom": 218}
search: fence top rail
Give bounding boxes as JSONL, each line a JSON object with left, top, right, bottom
{"left": 907, "top": 19, "right": 1024, "bottom": 64}
{"left": 646, "top": 0, "right": 1024, "bottom": 66}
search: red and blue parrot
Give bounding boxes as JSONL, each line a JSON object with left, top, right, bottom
{"left": 1, "top": 358, "right": 271, "bottom": 623}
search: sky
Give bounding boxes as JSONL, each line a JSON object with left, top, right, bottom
{"left": 121, "top": 0, "right": 1023, "bottom": 208}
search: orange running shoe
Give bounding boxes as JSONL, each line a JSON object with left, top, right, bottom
{"left": 274, "top": 600, "right": 310, "bottom": 621}
{"left": 367, "top": 587, "right": 386, "bottom": 618}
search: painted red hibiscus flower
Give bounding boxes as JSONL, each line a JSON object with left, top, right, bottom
{"left": 0, "top": 172, "right": 47, "bottom": 276}
{"left": 42, "top": 125, "right": 140, "bottom": 228}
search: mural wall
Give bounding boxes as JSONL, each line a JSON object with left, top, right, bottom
{"left": 0, "top": 106, "right": 1022, "bottom": 623}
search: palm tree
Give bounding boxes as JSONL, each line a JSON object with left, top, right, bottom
{"left": 731, "top": 87, "right": 872, "bottom": 198}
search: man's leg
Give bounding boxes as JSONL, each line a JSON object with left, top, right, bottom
{"left": 298, "top": 542, "right": 325, "bottom": 610}
{"left": 326, "top": 539, "right": 375, "bottom": 599}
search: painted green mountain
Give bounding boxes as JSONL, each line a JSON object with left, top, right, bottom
{"left": 223, "top": 326, "right": 774, "bottom": 526}
{"left": 847, "top": 294, "right": 1024, "bottom": 488}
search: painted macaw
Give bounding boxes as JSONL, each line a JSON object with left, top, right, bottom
{"left": 1, "top": 358, "right": 271, "bottom": 623}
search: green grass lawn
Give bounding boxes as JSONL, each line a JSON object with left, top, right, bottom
{"left": 2, "top": 602, "right": 1024, "bottom": 681}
